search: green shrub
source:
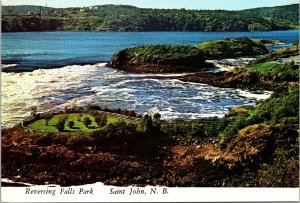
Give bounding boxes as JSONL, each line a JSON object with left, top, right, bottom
{"left": 204, "top": 118, "right": 229, "bottom": 138}
{"left": 255, "top": 89, "right": 299, "bottom": 121}
{"left": 56, "top": 117, "right": 67, "bottom": 132}
{"left": 95, "top": 114, "right": 107, "bottom": 127}
{"left": 67, "top": 121, "right": 75, "bottom": 129}
{"left": 83, "top": 117, "right": 92, "bottom": 128}
{"left": 218, "top": 89, "right": 299, "bottom": 143}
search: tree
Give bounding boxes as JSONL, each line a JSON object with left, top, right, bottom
{"left": 44, "top": 115, "right": 52, "bottom": 126}
{"left": 56, "top": 118, "right": 66, "bottom": 132}
{"left": 127, "top": 110, "right": 137, "bottom": 117}
{"left": 68, "top": 121, "right": 75, "bottom": 129}
{"left": 83, "top": 117, "right": 92, "bottom": 128}
{"left": 30, "top": 106, "right": 37, "bottom": 116}
{"left": 77, "top": 113, "right": 82, "bottom": 121}
{"left": 153, "top": 112, "right": 161, "bottom": 122}
{"left": 95, "top": 114, "right": 107, "bottom": 127}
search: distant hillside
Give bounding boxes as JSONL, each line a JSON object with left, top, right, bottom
{"left": 241, "top": 4, "right": 299, "bottom": 22}
{"left": 2, "top": 4, "right": 299, "bottom": 32}
{"left": 2, "top": 5, "right": 59, "bottom": 13}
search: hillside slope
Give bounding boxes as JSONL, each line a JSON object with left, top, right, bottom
{"left": 2, "top": 4, "right": 298, "bottom": 32}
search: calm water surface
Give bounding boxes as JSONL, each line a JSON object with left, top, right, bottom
{"left": 2, "top": 30, "right": 298, "bottom": 71}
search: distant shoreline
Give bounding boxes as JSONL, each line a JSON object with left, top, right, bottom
{"left": 2, "top": 29, "right": 298, "bottom": 33}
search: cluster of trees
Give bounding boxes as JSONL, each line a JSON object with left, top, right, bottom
{"left": 241, "top": 4, "right": 299, "bottom": 22}
{"left": 2, "top": 4, "right": 298, "bottom": 32}
{"left": 53, "top": 113, "right": 108, "bottom": 131}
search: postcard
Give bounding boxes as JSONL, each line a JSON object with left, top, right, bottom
{"left": 1, "top": 0, "right": 299, "bottom": 202}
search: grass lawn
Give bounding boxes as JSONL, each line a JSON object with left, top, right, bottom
{"left": 28, "top": 119, "right": 58, "bottom": 133}
{"left": 249, "top": 62, "right": 284, "bottom": 72}
{"left": 28, "top": 113, "right": 123, "bottom": 133}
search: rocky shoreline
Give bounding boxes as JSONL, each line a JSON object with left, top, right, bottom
{"left": 179, "top": 70, "right": 298, "bottom": 91}
{"left": 2, "top": 38, "right": 299, "bottom": 188}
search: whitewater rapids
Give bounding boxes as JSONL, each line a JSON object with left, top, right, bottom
{"left": 2, "top": 63, "right": 272, "bottom": 128}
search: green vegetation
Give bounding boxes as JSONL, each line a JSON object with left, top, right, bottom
{"left": 252, "top": 39, "right": 285, "bottom": 46}
{"left": 217, "top": 89, "right": 299, "bottom": 142}
{"left": 108, "top": 45, "right": 206, "bottom": 72}
{"left": 253, "top": 44, "right": 299, "bottom": 64}
{"left": 6, "top": 84, "right": 299, "bottom": 187}
{"left": 248, "top": 61, "right": 299, "bottom": 80}
{"left": 2, "top": 4, "right": 298, "bottom": 32}
{"left": 109, "top": 38, "right": 272, "bottom": 72}
{"left": 28, "top": 113, "right": 125, "bottom": 133}
{"left": 196, "top": 37, "right": 269, "bottom": 59}
{"left": 241, "top": 4, "right": 299, "bottom": 22}
{"left": 126, "top": 45, "right": 204, "bottom": 65}
{"left": 249, "top": 61, "right": 284, "bottom": 72}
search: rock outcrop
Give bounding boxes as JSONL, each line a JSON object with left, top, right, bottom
{"left": 107, "top": 45, "right": 208, "bottom": 73}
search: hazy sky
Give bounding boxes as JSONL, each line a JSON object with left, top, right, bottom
{"left": 2, "top": 0, "right": 298, "bottom": 10}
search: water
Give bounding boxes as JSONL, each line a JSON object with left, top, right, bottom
{"left": 2, "top": 63, "right": 271, "bottom": 127}
{"left": 2, "top": 30, "right": 299, "bottom": 72}
{"left": 2, "top": 31, "right": 298, "bottom": 127}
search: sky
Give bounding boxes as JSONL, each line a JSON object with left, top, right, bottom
{"left": 2, "top": 0, "right": 298, "bottom": 10}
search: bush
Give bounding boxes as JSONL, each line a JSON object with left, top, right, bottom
{"left": 95, "top": 114, "right": 107, "bottom": 127}
{"left": 217, "top": 88, "right": 299, "bottom": 143}
{"left": 56, "top": 117, "right": 66, "bottom": 132}
{"left": 44, "top": 115, "right": 52, "bottom": 126}
{"left": 204, "top": 117, "right": 229, "bottom": 138}
{"left": 255, "top": 89, "right": 299, "bottom": 121}
{"left": 153, "top": 112, "right": 161, "bottom": 121}
{"left": 257, "top": 145, "right": 299, "bottom": 187}
{"left": 66, "top": 135, "right": 92, "bottom": 149}
{"left": 68, "top": 121, "right": 75, "bottom": 129}
{"left": 83, "top": 117, "right": 92, "bottom": 128}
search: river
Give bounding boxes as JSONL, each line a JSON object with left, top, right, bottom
{"left": 2, "top": 30, "right": 298, "bottom": 127}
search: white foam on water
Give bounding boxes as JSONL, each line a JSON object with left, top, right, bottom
{"left": 207, "top": 57, "right": 257, "bottom": 72}
{"left": 2, "top": 63, "right": 272, "bottom": 128}
{"left": 2, "top": 64, "right": 18, "bottom": 69}
{"left": 238, "top": 89, "right": 272, "bottom": 100}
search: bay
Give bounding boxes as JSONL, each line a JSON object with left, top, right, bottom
{"left": 2, "top": 30, "right": 299, "bottom": 72}
{"left": 1, "top": 30, "right": 298, "bottom": 127}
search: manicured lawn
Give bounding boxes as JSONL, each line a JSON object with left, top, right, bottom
{"left": 28, "top": 119, "right": 58, "bottom": 133}
{"left": 250, "top": 62, "right": 284, "bottom": 72}
{"left": 107, "top": 116, "right": 119, "bottom": 123}
{"left": 28, "top": 113, "right": 122, "bottom": 133}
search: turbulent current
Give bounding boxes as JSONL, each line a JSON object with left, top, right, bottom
{"left": 2, "top": 63, "right": 272, "bottom": 128}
